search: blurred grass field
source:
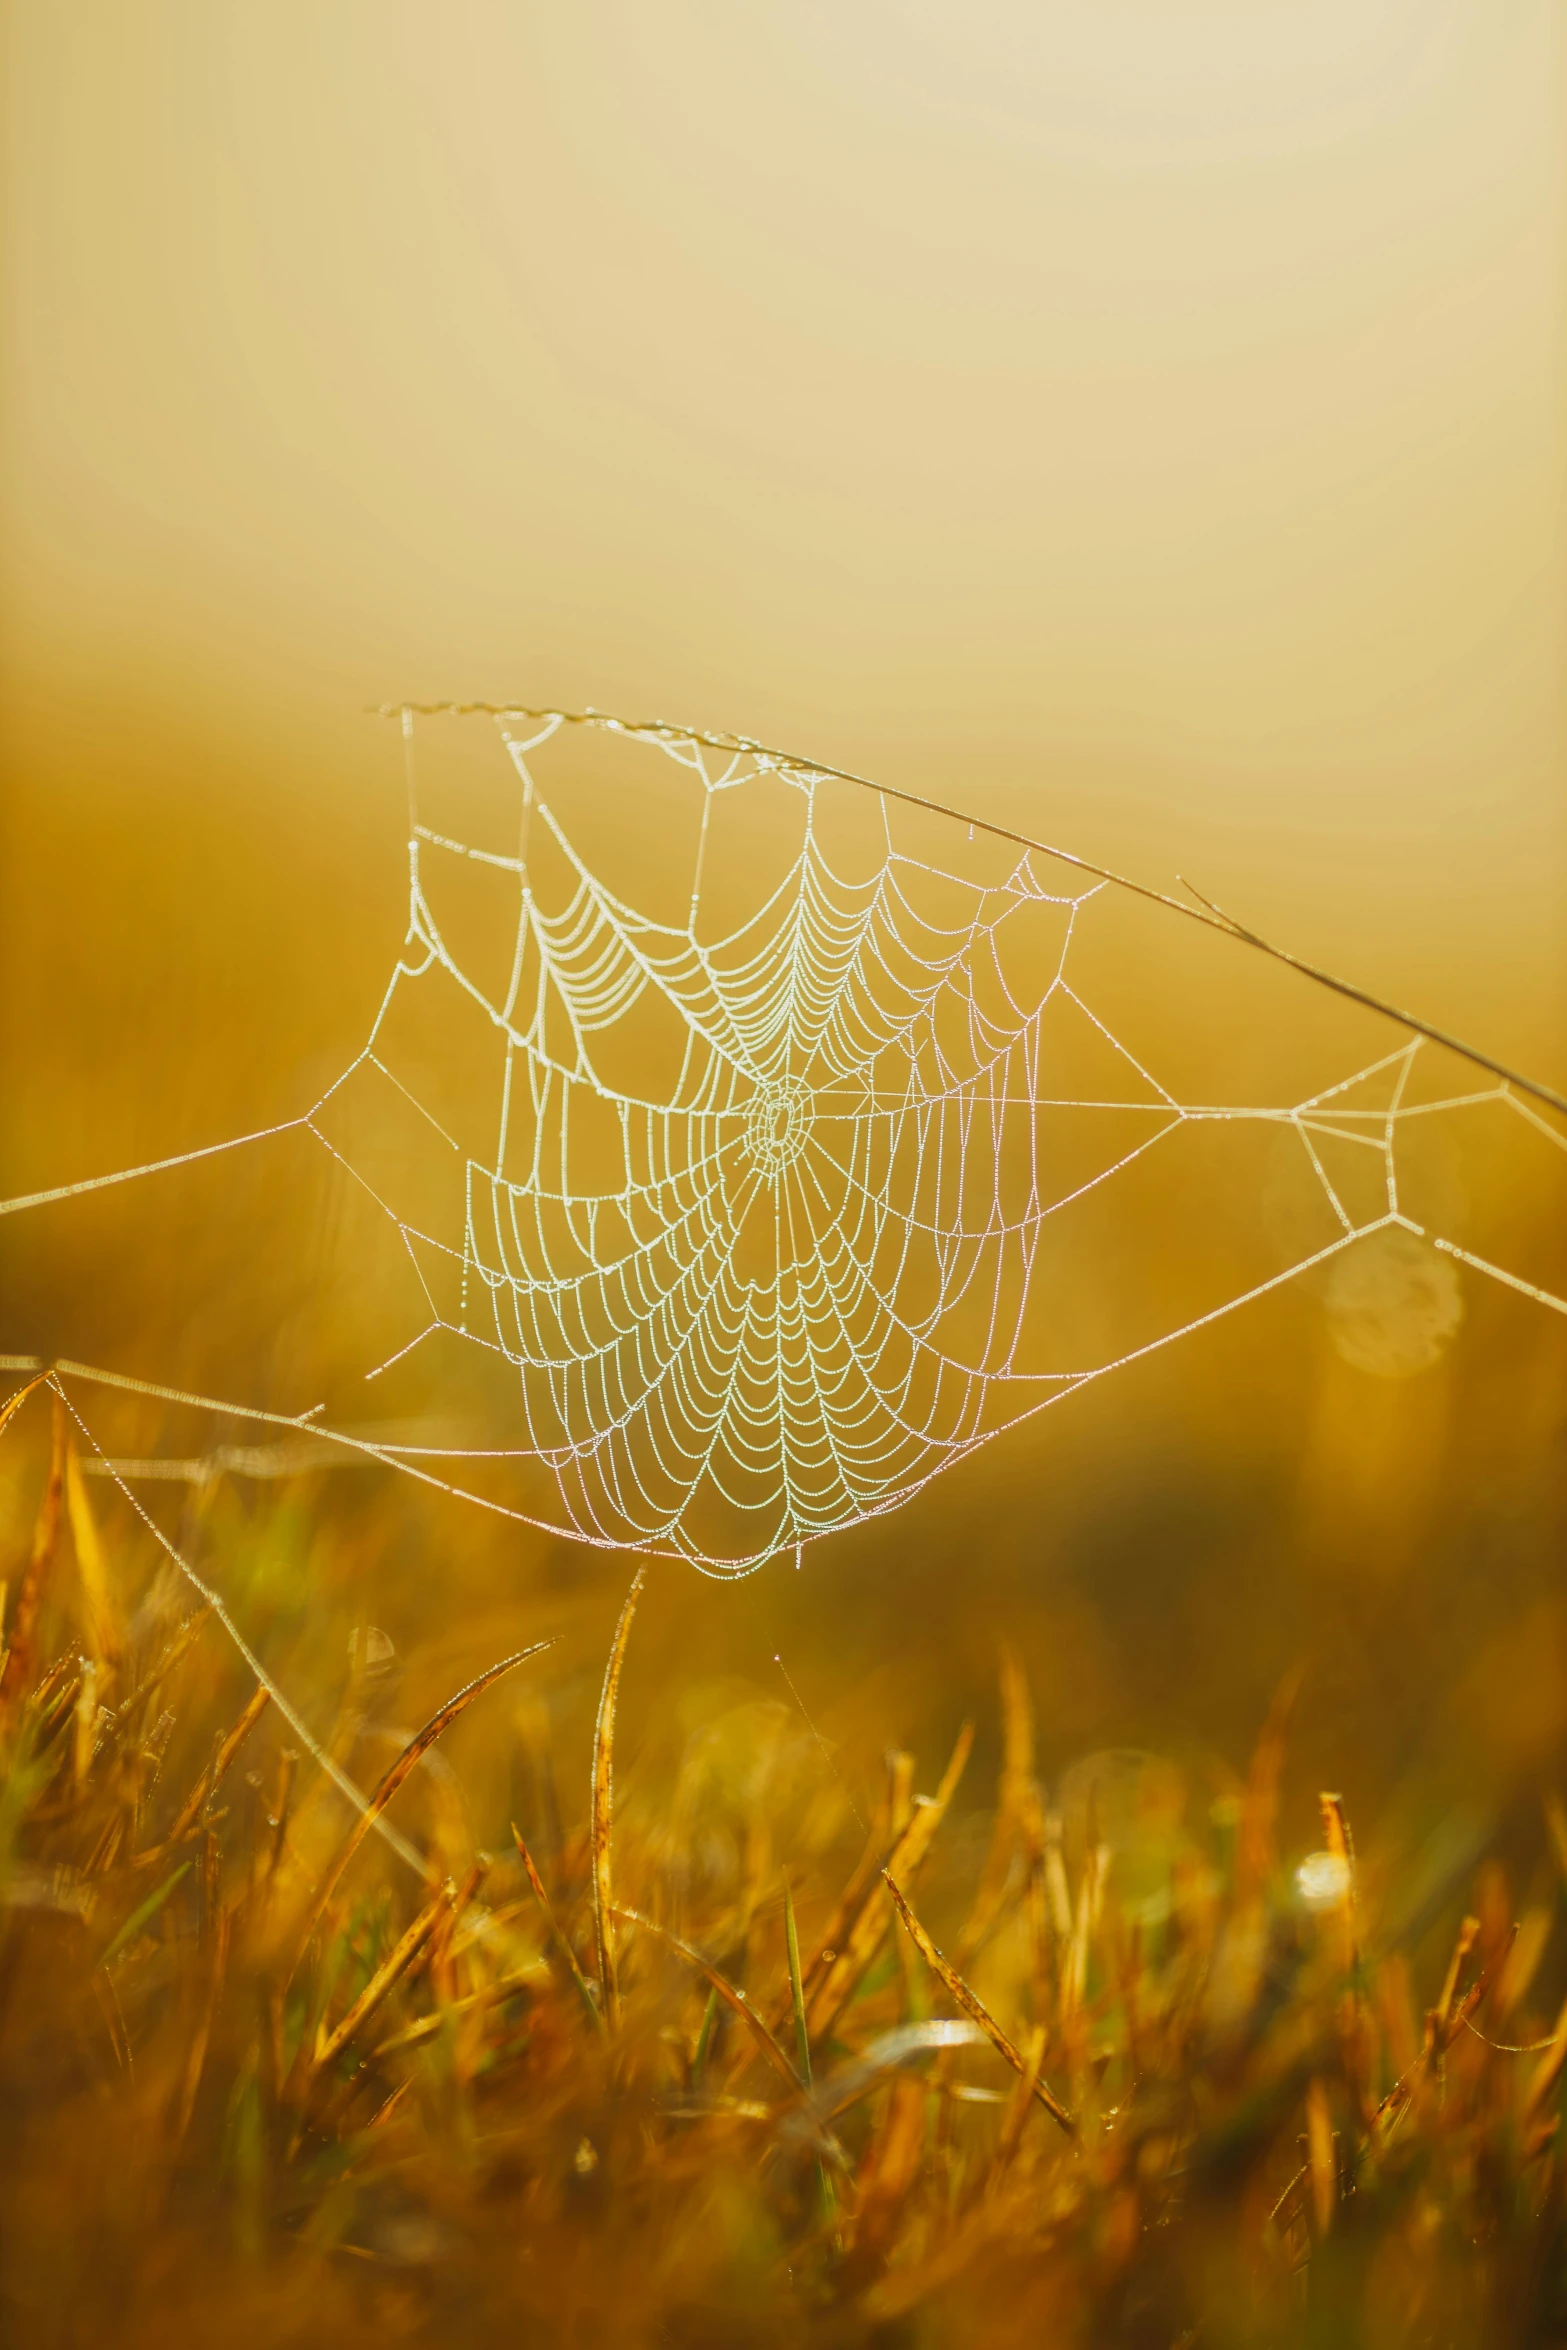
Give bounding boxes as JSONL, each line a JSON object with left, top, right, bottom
{"left": 2, "top": 708, "right": 1565, "bottom": 2349}
{"left": 3, "top": 1330, "right": 1567, "bottom": 2347}
{"left": 4, "top": 10, "right": 1566, "bottom": 2341}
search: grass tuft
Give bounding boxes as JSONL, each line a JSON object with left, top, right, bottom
{"left": 2, "top": 1382, "right": 1567, "bottom": 2345}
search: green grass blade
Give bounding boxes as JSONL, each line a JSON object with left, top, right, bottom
{"left": 100, "top": 1861, "right": 192, "bottom": 1970}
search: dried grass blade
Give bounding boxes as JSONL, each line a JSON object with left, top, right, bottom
{"left": 2, "top": 1394, "right": 68, "bottom": 1699}
{"left": 262, "top": 1746, "right": 299, "bottom": 1890}
{"left": 1496, "top": 1907, "right": 1552, "bottom": 2023}
{"left": 164, "top": 1684, "right": 272, "bottom": 1850}
{"left": 1306, "top": 2077, "right": 1337, "bottom": 2236}
{"left": 610, "top": 1903, "right": 802, "bottom": 2095}
{"left": 884, "top": 1871, "right": 1075, "bottom": 2138}
{"left": 957, "top": 1648, "right": 1035, "bottom": 1964}
{"left": 783, "top": 1876, "right": 811, "bottom": 2088}
{"left": 172, "top": 1903, "right": 232, "bottom": 2145}
{"left": 592, "top": 1570, "right": 644, "bottom": 2032}
{"left": 310, "top": 1878, "right": 455, "bottom": 2079}
{"left": 1236, "top": 1668, "right": 1302, "bottom": 1906}
{"left": 1061, "top": 1843, "right": 1107, "bottom": 2031}
{"left": 511, "top": 1822, "right": 604, "bottom": 2037}
{"left": 291, "top": 1641, "right": 551, "bottom": 1972}
{"left": 802, "top": 2020, "right": 985, "bottom": 2128}
{"left": 65, "top": 1441, "right": 124, "bottom": 1669}
{"left": 848, "top": 2072, "right": 927, "bottom": 2275}
{"left": 776, "top": 1751, "right": 907, "bottom": 2038}
{"left": 1524, "top": 1988, "right": 1567, "bottom": 2128}
{"left": 1435, "top": 1914, "right": 1481, "bottom": 2040}
{"left": 72, "top": 1658, "right": 100, "bottom": 1792}
{"left": 1432, "top": 1921, "right": 1511, "bottom": 2052}
{"left": 798, "top": 1773, "right": 893, "bottom": 2003}
{"left": 807, "top": 1722, "right": 973, "bottom": 2039}
{"left": 990, "top": 2021, "right": 1048, "bottom": 2184}
{"left": 0, "top": 1372, "right": 46, "bottom": 1440}
{"left": 100, "top": 1860, "right": 193, "bottom": 1971}
{"left": 372, "top": 1958, "right": 544, "bottom": 2058}
{"left": 116, "top": 1607, "right": 214, "bottom": 1730}
{"left": 1317, "top": 1791, "right": 1360, "bottom": 1977}
{"left": 1372, "top": 1919, "right": 1516, "bottom": 2147}
{"left": 692, "top": 1986, "right": 719, "bottom": 2085}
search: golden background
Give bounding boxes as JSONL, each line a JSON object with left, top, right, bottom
{"left": 2, "top": 4, "right": 1565, "bottom": 1838}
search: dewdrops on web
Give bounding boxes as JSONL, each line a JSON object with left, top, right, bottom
{"left": 329, "top": 707, "right": 1560, "bottom": 1572}
{"left": 5, "top": 702, "right": 1565, "bottom": 1584}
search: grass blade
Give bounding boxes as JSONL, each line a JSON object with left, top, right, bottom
{"left": 115, "top": 1607, "right": 214, "bottom": 1730}
{"left": 808, "top": 1721, "right": 973, "bottom": 2039}
{"left": 592, "top": 1570, "right": 644, "bottom": 2032}
{"left": 511, "top": 1822, "right": 605, "bottom": 2038}
{"left": 171, "top": 1903, "right": 231, "bottom": 2146}
{"left": 692, "top": 1985, "right": 719, "bottom": 2086}
{"left": 309, "top": 1879, "right": 456, "bottom": 2080}
{"left": 291, "top": 1640, "right": 552, "bottom": 1973}
{"left": 2, "top": 1394, "right": 67, "bottom": 1700}
{"left": 610, "top": 1904, "right": 802, "bottom": 2095}
{"left": 65, "top": 1441, "right": 124, "bottom": 1670}
{"left": 783, "top": 1876, "right": 811, "bottom": 2088}
{"left": 884, "top": 1870, "right": 1075, "bottom": 2138}
{"left": 990, "top": 2021, "right": 1048, "bottom": 2184}
{"left": 795, "top": 1771, "right": 894, "bottom": 2007}
{"left": 0, "top": 1373, "right": 46, "bottom": 1441}
{"left": 100, "top": 1861, "right": 193, "bottom": 1971}
{"left": 162, "top": 1683, "right": 272, "bottom": 1851}
{"left": 956, "top": 1648, "right": 1035, "bottom": 1965}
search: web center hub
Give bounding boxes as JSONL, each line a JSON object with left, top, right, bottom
{"left": 743, "top": 1075, "right": 811, "bottom": 1178}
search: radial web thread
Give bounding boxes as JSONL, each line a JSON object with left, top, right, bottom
{"left": 3, "top": 705, "right": 1565, "bottom": 1577}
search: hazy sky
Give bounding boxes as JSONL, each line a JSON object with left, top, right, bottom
{"left": 3, "top": 1, "right": 1563, "bottom": 1071}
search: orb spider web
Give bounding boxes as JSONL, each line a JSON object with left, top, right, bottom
{"left": 4, "top": 704, "right": 1565, "bottom": 1583}
{"left": 392, "top": 708, "right": 1119, "bottom": 1569}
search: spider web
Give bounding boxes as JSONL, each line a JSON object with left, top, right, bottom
{"left": 4, "top": 705, "right": 1566, "bottom": 1579}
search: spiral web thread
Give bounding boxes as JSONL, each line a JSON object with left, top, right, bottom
{"left": 3, "top": 705, "right": 1565, "bottom": 1583}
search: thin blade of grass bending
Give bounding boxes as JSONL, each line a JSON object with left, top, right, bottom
{"left": 767, "top": 1754, "right": 903, "bottom": 2044}
{"left": 807, "top": 1722, "right": 973, "bottom": 2040}
{"left": 372, "top": 1960, "right": 546, "bottom": 2058}
{"left": 794, "top": 1751, "right": 905, "bottom": 2013}
{"left": 309, "top": 1876, "right": 459, "bottom": 2080}
{"left": 846, "top": 2071, "right": 928, "bottom": 2279}
{"left": 262, "top": 1746, "right": 298, "bottom": 1888}
{"left": 1, "top": 1394, "right": 67, "bottom": 1701}
{"left": 783, "top": 1874, "right": 837, "bottom": 2224}
{"left": 1433, "top": 1915, "right": 1481, "bottom": 2045}
{"left": 99, "top": 1860, "right": 193, "bottom": 1971}
{"left": 956, "top": 1648, "right": 1035, "bottom": 1966}
{"left": 990, "top": 2021, "right": 1048, "bottom": 2184}
{"left": 0, "top": 1373, "right": 46, "bottom": 1440}
{"left": 783, "top": 1877, "right": 811, "bottom": 2088}
{"left": 592, "top": 1569, "right": 644, "bottom": 2033}
{"left": 883, "top": 1871, "right": 1075, "bottom": 2138}
{"left": 511, "top": 1821, "right": 605, "bottom": 2038}
{"left": 171, "top": 1902, "right": 232, "bottom": 2146}
{"left": 114, "top": 1606, "right": 214, "bottom": 1731}
{"left": 1237, "top": 1670, "right": 1302, "bottom": 1906}
{"left": 64, "top": 1441, "right": 124, "bottom": 1670}
{"left": 692, "top": 1986, "right": 719, "bottom": 2086}
{"left": 162, "top": 1683, "right": 272, "bottom": 1851}
{"left": 609, "top": 1904, "right": 803, "bottom": 2095}
{"left": 784, "top": 2020, "right": 984, "bottom": 2137}
{"left": 1522, "top": 1975, "right": 1567, "bottom": 2132}
{"left": 1268, "top": 1915, "right": 1525, "bottom": 2238}
{"left": 290, "top": 1640, "right": 552, "bottom": 1974}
